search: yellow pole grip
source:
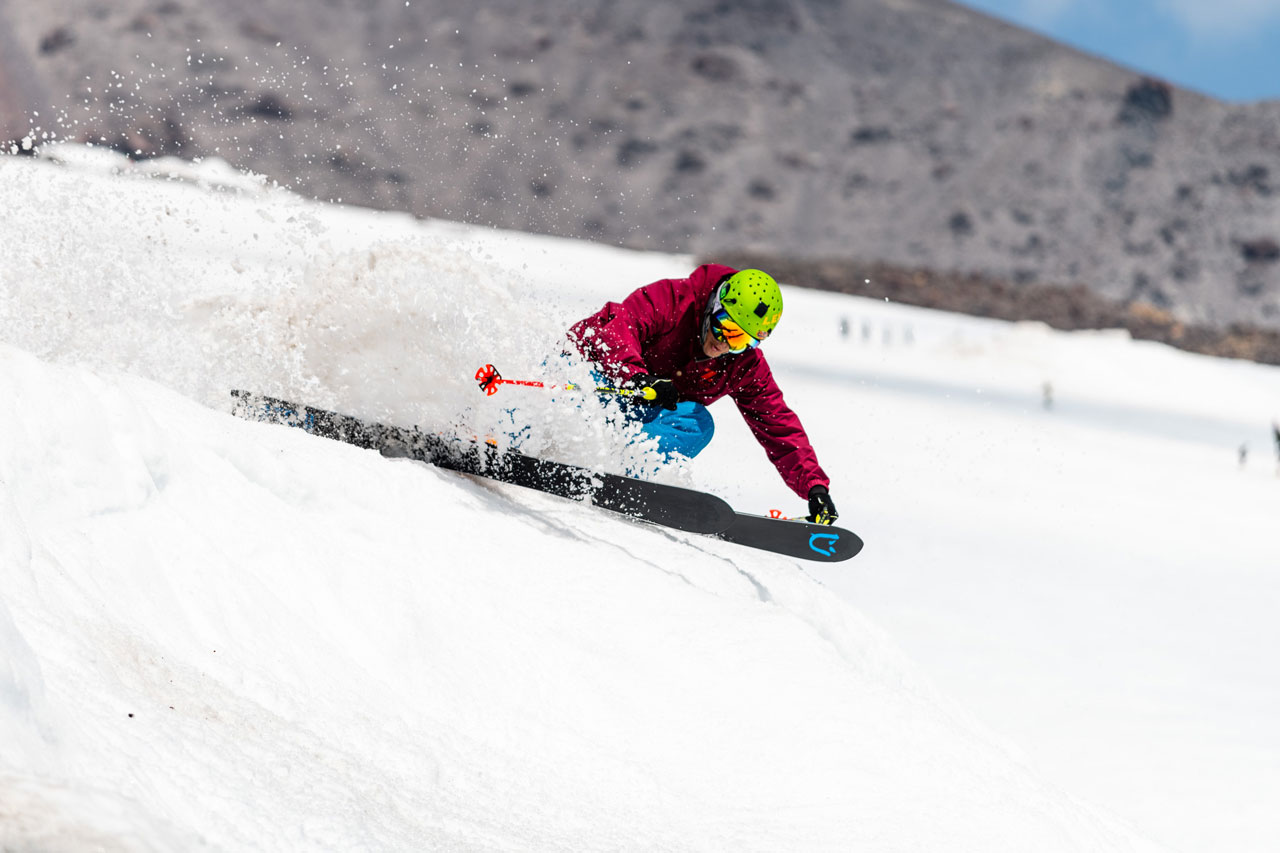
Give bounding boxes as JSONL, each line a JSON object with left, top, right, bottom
{"left": 593, "top": 385, "right": 659, "bottom": 402}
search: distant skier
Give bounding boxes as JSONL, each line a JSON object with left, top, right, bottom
{"left": 567, "top": 264, "right": 838, "bottom": 525}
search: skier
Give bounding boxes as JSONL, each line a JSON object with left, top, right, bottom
{"left": 567, "top": 264, "right": 839, "bottom": 525}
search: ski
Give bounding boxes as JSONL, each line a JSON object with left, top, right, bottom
{"left": 716, "top": 513, "right": 863, "bottom": 563}
{"left": 229, "top": 391, "right": 864, "bottom": 561}
{"left": 229, "top": 391, "right": 735, "bottom": 535}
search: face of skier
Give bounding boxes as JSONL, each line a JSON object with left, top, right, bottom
{"left": 701, "top": 328, "right": 734, "bottom": 358}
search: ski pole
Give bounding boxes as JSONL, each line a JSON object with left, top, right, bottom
{"left": 474, "top": 364, "right": 658, "bottom": 402}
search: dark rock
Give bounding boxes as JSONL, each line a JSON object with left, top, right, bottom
{"left": 617, "top": 138, "right": 658, "bottom": 167}
{"left": 850, "top": 126, "right": 893, "bottom": 145}
{"left": 949, "top": 211, "right": 974, "bottom": 237}
{"left": 1240, "top": 238, "right": 1280, "bottom": 263}
{"left": 243, "top": 93, "right": 292, "bottom": 121}
{"left": 674, "top": 150, "right": 706, "bottom": 173}
{"left": 748, "top": 180, "right": 776, "bottom": 200}
{"left": 691, "top": 52, "right": 738, "bottom": 82}
{"left": 1117, "top": 77, "right": 1173, "bottom": 124}
{"left": 1229, "top": 164, "right": 1271, "bottom": 196}
{"left": 1121, "top": 145, "right": 1153, "bottom": 168}
{"left": 39, "top": 27, "right": 74, "bottom": 55}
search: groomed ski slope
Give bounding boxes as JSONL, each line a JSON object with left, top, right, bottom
{"left": 2, "top": 148, "right": 1278, "bottom": 850}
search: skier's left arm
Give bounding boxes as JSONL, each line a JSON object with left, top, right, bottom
{"left": 730, "top": 358, "right": 836, "bottom": 518}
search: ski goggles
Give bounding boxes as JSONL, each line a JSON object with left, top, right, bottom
{"left": 710, "top": 308, "right": 761, "bottom": 353}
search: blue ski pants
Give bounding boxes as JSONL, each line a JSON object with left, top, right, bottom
{"left": 629, "top": 399, "right": 715, "bottom": 460}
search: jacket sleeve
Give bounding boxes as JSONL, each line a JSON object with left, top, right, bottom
{"left": 730, "top": 356, "right": 830, "bottom": 499}
{"left": 568, "top": 278, "right": 681, "bottom": 382}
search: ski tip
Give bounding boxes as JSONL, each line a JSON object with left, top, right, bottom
{"left": 794, "top": 524, "right": 862, "bottom": 562}
{"left": 716, "top": 514, "right": 864, "bottom": 563}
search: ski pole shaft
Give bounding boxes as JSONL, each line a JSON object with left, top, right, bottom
{"left": 475, "top": 364, "right": 657, "bottom": 402}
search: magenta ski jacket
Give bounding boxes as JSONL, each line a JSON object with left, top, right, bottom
{"left": 568, "top": 263, "right": 830, "bottom": 498}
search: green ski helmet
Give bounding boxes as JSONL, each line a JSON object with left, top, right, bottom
{"left": 703, "top": 269, "right": 784, "bottom": 351}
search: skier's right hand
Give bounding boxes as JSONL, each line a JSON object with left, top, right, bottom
{"left": 630, "top": 373, "right": 679, "bottom": 410}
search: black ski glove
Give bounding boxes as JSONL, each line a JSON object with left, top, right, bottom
{"left": 807, "top": 485, "right": 839, "bottom": 525}
{"left": 630, "top": 373, "right": 679, "bottom": 410}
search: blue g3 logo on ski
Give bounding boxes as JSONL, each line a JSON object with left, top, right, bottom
{"left": 809, "top": 532, "right": 840, "bottom": 556}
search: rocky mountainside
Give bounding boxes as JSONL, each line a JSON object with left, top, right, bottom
{"left": 3, "top": 0, "right": 1280, "bottom": 336}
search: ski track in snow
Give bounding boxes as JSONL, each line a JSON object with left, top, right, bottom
{"left": 2, "top": 148, "right": 1278, "bottom": 851}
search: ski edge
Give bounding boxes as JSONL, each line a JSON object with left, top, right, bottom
{"left": 229, "top": 390, "right": 735, "bottom": 535}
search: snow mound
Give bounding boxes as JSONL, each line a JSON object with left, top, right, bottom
{"left": 0, "top": 344, "right": 1160, "bottom": 850}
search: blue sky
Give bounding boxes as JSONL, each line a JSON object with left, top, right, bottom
{"left": 954, "top": 0, "right": 1280, "bottom": 102}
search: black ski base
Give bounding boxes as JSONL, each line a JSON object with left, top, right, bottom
{"left": 230, "top": 391, "right": 734, "bottom": 535}
{"left": 230, "top": 391, "right": 863, "bottom": 561}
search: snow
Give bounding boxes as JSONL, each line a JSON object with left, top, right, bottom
{"left": 1, "top": 147, "right": 1278, "bottom": 850}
